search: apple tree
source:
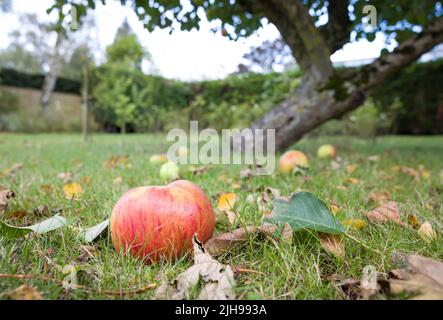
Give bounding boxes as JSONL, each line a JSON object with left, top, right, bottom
{"left": 49, "top": 0, "right": 443, "bottom": 150}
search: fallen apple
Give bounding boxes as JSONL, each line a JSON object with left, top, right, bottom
{"left": 317, "top": 144, "right": 337, "bottom": 159}
{"left": 279, "top": 150, "right": 309, "bottom": 173}
{"left": 110, "top": 180, "right": 215, "bottom": 263}
{"left": 149, "top": 154, "right": 168, "bottom": 164}
{"left": 160, "top": 161, "right": 180, "bottom": 180}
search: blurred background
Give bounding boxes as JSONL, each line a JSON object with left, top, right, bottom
{"left": 0, "top": 0, "right": 442, "bottom": 138}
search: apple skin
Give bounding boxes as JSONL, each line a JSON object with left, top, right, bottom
{"left": 160, "top": 161, "right": 180, "bottom": 180}
{"left": 317, "top": 144, "right": 337, "bottom": 159}
{"left": 279, "top": 150, "right": 309, "bottom": 173}
{"left": 110, "top": 180, "right": 215, "bottom": 263}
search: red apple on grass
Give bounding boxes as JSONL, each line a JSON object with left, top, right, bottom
{"left": 110, "top": 180, "right": 215, "bottom": 263}
{"left": 279, "top": 150, "right": 309, "bottom": 173}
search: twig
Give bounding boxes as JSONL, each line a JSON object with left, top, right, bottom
{"left": 234, "top": 268, "right": 267, "bottom": 276}
{"left": 0, "top": 273, "right": 156, "bottom": 296}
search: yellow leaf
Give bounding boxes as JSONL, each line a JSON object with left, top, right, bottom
{"left": 407, "top": 214, "right": 419, "bottom": 228}
{"left": 217, "top": 193, "right": 237, "bottom": 211}
{"left": 63, "top": 182, "right": 83, "bottom": 200}
{"left": 418, "top": 222, "right": 437, "bottom": 243}
{"left": 346, "top": 177, "right": 360, "bottom": 185}
{"left": 343, "top": 218, "right": 367, "bottom": 230}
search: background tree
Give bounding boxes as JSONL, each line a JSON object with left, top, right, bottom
{"left": 93, "top": 25, "right": 150, "bottom": 133}
{"left": 49, "top": 0, "right": 443, "bottom": 150}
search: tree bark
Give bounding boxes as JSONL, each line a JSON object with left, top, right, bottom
{"left": 41, "top": 29, "right": 64, "bottom": 114}
{"left": 234, "top": 15, "right": 443, "bottom": 152}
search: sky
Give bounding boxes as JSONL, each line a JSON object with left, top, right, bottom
{"left": 0, "top": 0, "right": 392, "bottom": 81}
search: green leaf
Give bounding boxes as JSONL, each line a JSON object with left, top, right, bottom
{"left": 78, "top": 219, "right": 109, "bottom": 243}
{"left": 0, "top": 215, "right": 67, "bottom": 239}
{"left": 264, "top": 192, "right": 345, "bottom": 234}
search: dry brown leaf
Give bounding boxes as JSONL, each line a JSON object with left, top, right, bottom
{"left": 217, "top": 193, "right": 237, "bottom": 211}
{"left": 0, "top": 186, "right": 15, "bottom": 216}
{"left": 360, "top": 265, "right": 378, "bottom": 299}
{"left": 400, "top": 166, "right": 420, "bottom": 182}
{"left": 365, "top": 201, "right": 405, "bottom": 226}
{"left": 63, "top": 182, "right": 83, "bottom": 200}
{"left": 81, "top": 176, "right": 91, "bottom": 185}
{"left": 103, "top": 155, "right": 129, "bottom": 169}
{"left": 368, "top": 191, "right": 391, "bottom": 205}
{"left": 330, "top": 204, "right": 340, "bottom": 216}
{"left": 389, "top": 254, "right": 443, "bottom": 300}
{"left": 407, "top": 214, "right": 419, "bottom": 228}
{"left": 7, "top": 284, "right": 43, "bottom": 300}
{"left": 280, "top": 222, "right": 293, "bottom": 243}
{"left": 336, "top": 185, "right": 347, "bottom": 191}
{"left": 346, "top": 164, "right": 358, "bottom": 174}
{"left": 346, "top": 177, "right": 360, "bottom": 185}
{"left": 158, "top": 236, "right": 236, "bottom": 300}
{"left": 319, "top": 233, "right": 345, "bottom": 258}
{"left": 1, "top": 163, "right": 23, "bottom": 178}
{"left": 417, "top": 221, "right": 437, "bottom": 243}
{"left": 257, "top": 187, "right": 281, "bottom": 213}
{"left": 204, "top": 224, "right": 277, "bottom": 256}
{"left": 40, "top": 184, "right": 54, "bottom": 194}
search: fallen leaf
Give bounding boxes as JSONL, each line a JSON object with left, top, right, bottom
{"left": 103, "top": 155, "right": 129, "bottom": 169}
{"left": 417, "top": 221, "right": 437, "bottom": 243}
{"left": 407, "top": 214, "right": 419, "bottom": 228}
{"left": 346, "top": 177, "right": 360, "bottom": 185}
{"left": 257, "top": 187, "right": 281, "bottom": 213}
{"left": 343, "top": 218, "right": 367, "bottom": 230}
{"left": 0, "top": 186, "right": 15, "bottom": 216}
{"left": 319, "top": 233, "right": 345, "bottom": 258}
{"left": 336, "top": 185, "right": 347, "bottom": 191}
{"left": 204, "top": 225, "right": 277, "bottom": 256}
{"left": 217, "top": 193, "right": 237, "bottom": 211}
{"left": 7, "top": 284, "right": 43, "bottom": 300}
{"left": 0, "top": 214, "right": 67, "bottom": 239}
{"left": 265, "top": 192, "right": 345, "bottom": 234}
{"left": 365, "top": 201, "right": 405, "bottom": 226}
{"left": 346, "top": 164, "right": 358, "bottom": 174}
{"left": 1, "top": 163, "right": 23, "bottom": 178}
{"left": 63, "top": 182, "right": 83, "bottom": 200}
{"left": 40, "top": 184, "right": 54, "bottom": 194}
{"left": 188, "top": 165, "right": 211, "bottom": 175}
{"left": 360, "top": 265, "right": 378, "bottom": 299}
{"left": 400, "top": 166, "right": 420, "bottom": 182}
{"left": 368, "top": 191, "right": 391, "bottom": 205}
{"left": 78, "top": 219, "right": 109, "bottom": 243}
{"left": 161, "top": 236, "right": 236, "bottom": 300}
{"left": 389, "top": 254, "right": 443, "bottom": 300}
{"left": 231, "top": 183, "right": 241, "bottom": 189}
{"left": 280, "top": 222, "right": 293, "bottom": 243}
{"left": 81, "top": 176, "right": 91, "bottom": 185}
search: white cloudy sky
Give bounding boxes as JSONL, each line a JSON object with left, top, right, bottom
{"left": 0, "top": 0, "right": 390, "bottom": 81}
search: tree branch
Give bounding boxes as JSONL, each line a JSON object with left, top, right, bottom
{"left": 320, "top": 1, "right": 352, "bottom": 53}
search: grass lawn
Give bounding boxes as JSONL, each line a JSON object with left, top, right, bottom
{"left": 0, "top": 133, "right": 442, "bottom": 300}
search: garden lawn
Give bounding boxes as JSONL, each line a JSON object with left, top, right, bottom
{"left": 0, "top": 133, "right": 442, "bottom": 300}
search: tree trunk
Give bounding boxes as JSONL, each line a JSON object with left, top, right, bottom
{"left": 41, "top": 29, "right": 64, "bottom": 114}
{"left": 234, "top": 15, "right": 443, "bottom": 152}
